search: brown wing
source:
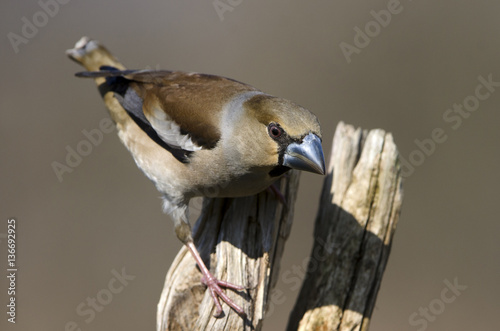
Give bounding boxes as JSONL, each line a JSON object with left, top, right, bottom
{"left": 77, "top": 67, "right": 259, "bottom": 161}
{"left": 125, "top": 70, "right": 258, "bottom": 149}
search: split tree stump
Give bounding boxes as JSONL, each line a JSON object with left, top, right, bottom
{"left": 288, "top": 122, "right": 403, "bottom": 330}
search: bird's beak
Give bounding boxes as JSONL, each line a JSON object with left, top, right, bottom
{"left": 283, "top": 133, "right": 326, "bottom": 175}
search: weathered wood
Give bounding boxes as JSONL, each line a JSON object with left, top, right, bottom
{"left": 157, "top": 171, "right": 300, "bottom": 331}
{"left": 287, "top": 122, "right": 403, "bottom": 331}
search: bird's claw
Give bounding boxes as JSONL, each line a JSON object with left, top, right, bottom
{"left": 201, "top": 275, "right": 246, "bottom": 318}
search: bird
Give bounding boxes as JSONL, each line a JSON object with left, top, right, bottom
{"left": 66, "top": 36, "right": 325, "bottom": 317}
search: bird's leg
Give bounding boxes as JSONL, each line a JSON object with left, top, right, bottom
{"left": 267, "top": 183, "right": 288, "bottom": 207}
{"left": 171, "top": 204, "right": 246, "bottom": 317}
{"left": 185, "top": 241, "right": 246, "bottom": 317}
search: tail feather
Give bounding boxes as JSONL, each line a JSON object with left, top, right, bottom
{"left": 66, "top": 37, "right": 125, "bottom": 72}
{"left": 67, "top": 37, "right": 130, "bottom": 125}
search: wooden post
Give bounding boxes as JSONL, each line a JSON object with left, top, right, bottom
{"left": 157, "top": 171, "right": 301, "bottom": 331}
{"left": 287, "top": 122, "right": 403, "bottom": 331}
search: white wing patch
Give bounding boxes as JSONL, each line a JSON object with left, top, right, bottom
{"left": 147, "top": 107, "right": 202, "bottom": 152}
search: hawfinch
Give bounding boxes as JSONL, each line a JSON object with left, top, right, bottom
{"left": 67, "top": 37, "right": 325, "bottom": 317}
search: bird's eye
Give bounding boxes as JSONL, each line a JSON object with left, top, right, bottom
{"left": 268, "top": 123, "right": 283, "bottom": 139}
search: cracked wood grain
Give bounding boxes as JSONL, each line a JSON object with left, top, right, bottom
{"left": 287, "top": 122, "right": 403, "bottom": 331}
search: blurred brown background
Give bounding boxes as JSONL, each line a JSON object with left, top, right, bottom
{"left": 1, "top": 1, "right": 499, "bottom": 330}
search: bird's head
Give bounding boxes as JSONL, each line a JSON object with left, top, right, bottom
{"left": 239, "top": 94, "right": 326, "bottom": 177}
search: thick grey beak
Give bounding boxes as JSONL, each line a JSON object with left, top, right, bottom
{"left": 283, "top": 133, "right": 326, "bottom": 175}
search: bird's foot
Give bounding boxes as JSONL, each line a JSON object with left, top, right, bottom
{"left": 201, "top": 272, "right": 246, "bottom": 317}
{"left": 186, "top": 241, "right": 246, "bottom": 318}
